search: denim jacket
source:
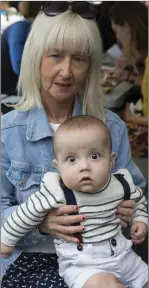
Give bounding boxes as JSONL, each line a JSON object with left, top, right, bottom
{"left": 1, "top": 97, "right": 145, "bottom": 276}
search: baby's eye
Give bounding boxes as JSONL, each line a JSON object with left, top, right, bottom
{"left": 91, "top": 153, "right": 99, "bottom": 160}
{"left": 68, "top": 156, "right": 76, "bottom": 163}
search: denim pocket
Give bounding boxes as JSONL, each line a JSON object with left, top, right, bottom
{"left": 6, "top": 160, "right": 42, "bottom": 191}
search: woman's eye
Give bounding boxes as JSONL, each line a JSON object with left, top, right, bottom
{"left": 50, "top": 54, "right": 62, "bottom": 60}
{"left": 73, "top": 55, "right": 85, "bottom": 63}
{"left": 91, "top": 153, "right": 99, "bottom": 160}
{"left": 74, "top": 57, "right": 82, "bottom": 62}
{"left": 68, "top": 156, "right": 76, "bottom": 162}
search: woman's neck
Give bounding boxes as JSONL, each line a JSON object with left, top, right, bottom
{"left": 42, "top": 95, "right": 74, "bottom": 124}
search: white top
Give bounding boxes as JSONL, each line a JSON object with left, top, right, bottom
{"left": 50, "top": 122, "right": 60, "bottom": 132}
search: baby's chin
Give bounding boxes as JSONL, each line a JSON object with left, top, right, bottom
{"left": 73, "top": 184, "right": 98, "bottom": 193}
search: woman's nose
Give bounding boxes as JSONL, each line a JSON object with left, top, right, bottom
{"left": 60, "top": 57, "right": 72, "bottom": 79}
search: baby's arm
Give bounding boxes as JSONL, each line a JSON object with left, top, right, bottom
{"left": 130, "top": 186, "right": 148, "bottom": 243}
{"left": 1, "top": 172, "right": 64, "bottom": 257}
{"left": 124, "top": 170, "right": 148, "bottom": 243}
{"left": 119, "top": 169, "right": 148, "bottom": 244}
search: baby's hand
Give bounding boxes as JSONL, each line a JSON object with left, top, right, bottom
{"left": 0, "top": 242, "right": 14, "bottom": 258}
{"left": 130, "top": 222, "right": 148, "bottom": 244}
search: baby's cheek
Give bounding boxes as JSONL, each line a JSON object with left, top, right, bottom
{"left": 63, "top": 172, "right": 75, "bottom": 190}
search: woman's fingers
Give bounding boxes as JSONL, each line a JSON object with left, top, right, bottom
{"left": 118, "top": 214, "right": 131, "bottom": 223}
{"left": 38, "top": 205, "right": 87, "bottom": 236}
{"left": 55, "top": 205, "right": 79, "bottom": 216}
{"left": 119, "top": 219, "right": 128, "bottom": 228}
{"left": 120, "top": 200, "right": 136, "bottom": 209}
{"left": 51, "top": 223, "right": 85, "bottom": 236}
{"left": 117, "top": 207, "right": 133, "bottom": 217}
{"left": 52, "top": 214, "right": 86, "bottom": 226}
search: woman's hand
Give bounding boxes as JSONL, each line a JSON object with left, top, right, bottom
{"left": 38, "top": 205, "right": 86, "bottom": 243}
{"left": 116, "top": 200, "right": 136, "bottom": 228}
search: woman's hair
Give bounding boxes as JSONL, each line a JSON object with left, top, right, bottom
{"left": 110, "top": 2, "right": 148, "bottom": 60}
{"left": 16, "top": 10, "right": 105, "bottom": 122}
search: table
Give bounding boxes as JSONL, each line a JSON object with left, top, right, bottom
{"left": 105, "top": 81, "right": 133, "bottom": 109}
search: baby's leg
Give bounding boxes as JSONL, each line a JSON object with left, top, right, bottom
{"left": 82, "top": 272, "right": 125, "bottom": 288}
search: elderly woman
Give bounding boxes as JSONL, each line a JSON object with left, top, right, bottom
{"left": 1, "top": 2, "right": 145, "bottom": 288}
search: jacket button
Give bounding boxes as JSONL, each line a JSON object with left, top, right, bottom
{"left": 19, "top": 180, "right": 25, "bottom": 187}
{"left": 77, "top": 244, "right": 83, "bottom": 251}
{"left": 111, "top": 238, "right": 117, "bottom": 247}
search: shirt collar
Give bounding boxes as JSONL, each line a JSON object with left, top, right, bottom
{"left": 26, "top": 96, "right": 82, "bottom": 141}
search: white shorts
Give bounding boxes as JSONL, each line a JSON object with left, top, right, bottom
{"left": 56, "top": 231, "right": 148, "bottom": 288}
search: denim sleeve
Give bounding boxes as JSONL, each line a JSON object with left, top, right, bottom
{"left": 1, "top": 142, "right": 49, "bottom": 248}
{"left": 7, "top": 21, "right": 31, "bottom": 75}
{"left": 113, "top": 120, "right": 146, "bottom": 188}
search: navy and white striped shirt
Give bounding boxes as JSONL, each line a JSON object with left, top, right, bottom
{"left": 1, "top": 169, "right": 148, "bottom": 246}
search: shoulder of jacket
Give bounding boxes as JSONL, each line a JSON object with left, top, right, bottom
{"left": 105, "top": 108, "right": 125, "bottom": 127}
{"left": 1, "top": 110, "right": 29, "bottom": 130}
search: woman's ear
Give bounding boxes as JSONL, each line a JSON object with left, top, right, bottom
{"left": 110, "top": 152, "right": 117, "bottom": 170}
{"left": 53, "top": 159, "right": 58, "bottom": 168}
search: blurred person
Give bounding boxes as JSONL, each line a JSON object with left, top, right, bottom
{"left": 110, "top": 1, "right": 148, "bottom": 157}
{"left": 1, "top": 2, "right": 42, "bottom": 96}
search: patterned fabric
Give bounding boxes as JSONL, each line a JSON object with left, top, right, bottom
{"left": 127, "top": 123, "right": 148, "bottom": 158}
{"left": 2, "top": 253, "right": 68, "bottom": 288}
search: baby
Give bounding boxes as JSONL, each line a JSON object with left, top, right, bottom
{"left": 1, "top": 115, "right": 148, "bottom": 288}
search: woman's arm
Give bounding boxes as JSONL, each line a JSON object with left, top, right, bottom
{"left": 123, "top": 103, "right": 148, "bottom": 126}
{"left": 1, "top": 146, "right": 86, "bottom": 248}
{"left": 1, "top": 142, "right": 51, "bottom": 249}
{"left": 108, "top": 113, "right": 146, "bottom": 226}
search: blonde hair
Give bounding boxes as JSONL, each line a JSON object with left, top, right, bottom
{"left": 54, "top": 115, "right": 112, "bottom": 155}
{"left": 16, "top": 10, "right": 105, "bottom": 121}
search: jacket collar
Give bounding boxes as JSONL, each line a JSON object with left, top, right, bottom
{"left": 26, "top": 96, "right": 82, "bottom": 141}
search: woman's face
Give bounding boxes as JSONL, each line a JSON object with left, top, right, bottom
{"left": 40, "top": 50, "right": 89, "bottom": 103}
{"left": 111, "top": 20, "right": 131, "bottom": 54}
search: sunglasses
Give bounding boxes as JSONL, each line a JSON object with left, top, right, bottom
{"left": 41, "top": 1, "right": 97, "bottom": 19}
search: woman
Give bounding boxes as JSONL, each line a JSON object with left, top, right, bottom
{"left": 1, "top": 2, "right": 145, "bottom": 287}
{"left": 110, "top": 1, "right": 148, "bottom": 157}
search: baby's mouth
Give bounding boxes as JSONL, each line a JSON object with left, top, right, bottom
{"left": 80, "top": 177, "right": 92, "bottom": 183}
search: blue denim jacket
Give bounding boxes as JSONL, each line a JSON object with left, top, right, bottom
{"left": 1, "top": 97, "right": 145, "bottom": 276}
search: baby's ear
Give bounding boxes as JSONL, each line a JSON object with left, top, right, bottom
{"left": 111, "top": 152, "right": 117, "bottom": 169}
{"left": 53, "top": 159, "right": 58, "bottom": 168}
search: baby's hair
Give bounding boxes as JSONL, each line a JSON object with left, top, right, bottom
{"left": 54, "top": 115, "right": 112, "bottom": 155}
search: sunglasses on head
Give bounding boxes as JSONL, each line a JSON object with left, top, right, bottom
{"left": 41, "top": 1, "right": 97, "bottom": 19}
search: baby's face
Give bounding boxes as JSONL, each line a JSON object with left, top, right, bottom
{"left": 54, "top": 127, "right": 114, "bottom": 193}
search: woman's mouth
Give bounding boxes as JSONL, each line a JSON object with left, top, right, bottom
{"left": 55, "top": 83, "right": 72, "bottom": 88}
